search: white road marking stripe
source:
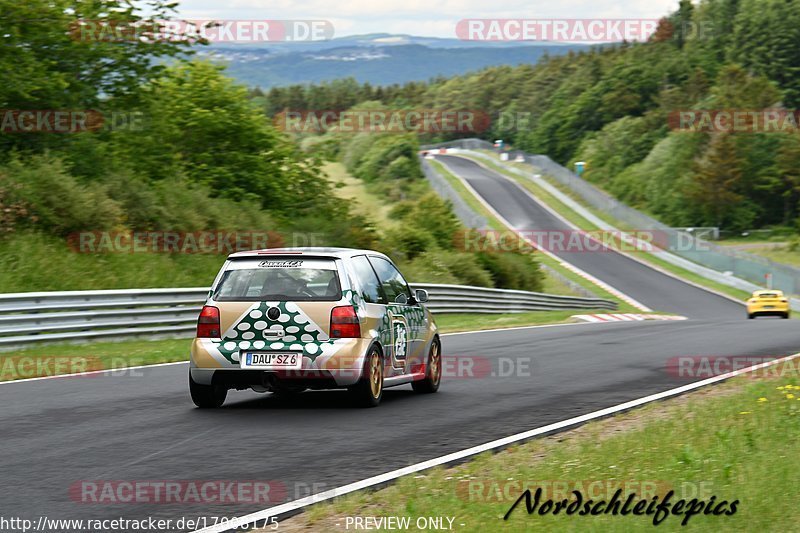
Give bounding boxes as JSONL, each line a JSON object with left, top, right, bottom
{"left": 0, "top": 361, "right": 189, "bottom": 385}
{"left": 0, "top": 320, "right": 639, "bottom": 385}
{"left": 194, "top": 351, "right": 800, "bottom": 533}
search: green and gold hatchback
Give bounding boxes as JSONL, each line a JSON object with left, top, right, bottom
{"left": 189, "top": 248, "right": 441, "bottom": 408}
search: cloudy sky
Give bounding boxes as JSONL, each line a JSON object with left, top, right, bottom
{"left": 173, "top": 0, "right": 682, "bottom": 38}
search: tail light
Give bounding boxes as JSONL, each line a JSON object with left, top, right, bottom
{"left": 330, "top": 306, "right": 361, "bottom": 338}
{"left": 197, "top": 306, "right": 221, "bottom": 338}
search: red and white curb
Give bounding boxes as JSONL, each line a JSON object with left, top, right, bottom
{"left": 572, "top": 313, "right": 688, "bottom": 323}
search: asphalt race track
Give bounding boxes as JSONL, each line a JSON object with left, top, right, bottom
{"left": 435, "top": 154, "right": 741, "bottom": 319}
{"left": 3, "top": 319, "right": 800, "bottom": 528}
{"left": 4, "top": 156, "right": 800, "bottom": 531}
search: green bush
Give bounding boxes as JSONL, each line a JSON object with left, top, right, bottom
{"left": 390, "top": 193, "right": 461, "bottom": 249}
{"left": 434, "top": 251, "right": 495, "bottom": 287}
{"left": 476, "top": 252, "right": 544, "bottom": 292}
{"left": 383, "top": 227, "right": 438, "bottom": 261}
{"left": 399, "top": 254, "right": 462, "bottom": 285}
{"left": 354, "top": 134, "right": 422, "bottom": 182}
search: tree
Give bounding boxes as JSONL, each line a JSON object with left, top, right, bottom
{"left": 0, "top": 0, "right": 196, "bottom": 153}
{"left": 118, "top": 61, "right": 334, "bottom": 215}
{"left": 776, "top": 133, "right": 800, "bottom": 225}
{"left": 687, "top": 133, "right": 750, "bottom": 227}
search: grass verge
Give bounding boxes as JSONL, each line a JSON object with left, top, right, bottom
{"left": 272, "top": 359, "right": 800, "bottom": 532}
{"left": 0, "top": 232, "right": 223, "bottom": 293}
{"left": 323, "top": 161, "right": 396, "bottom": 228}
{"left": 0, "top": 337, "right": 190, "bottom": 382}
{"left": 434, "top": 310, "right": 603, "bottom": 334}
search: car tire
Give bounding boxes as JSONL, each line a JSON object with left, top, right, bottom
{"left": 748, "top": 313, "right": 755, "bottom": 319}
{"left": 783, "top": 313, "right": 790, "bottom": 319}
{"left": 412, "top": 339, "right": 441, "bottom": 394}
{"left": 349, "top": 347, "right": 383, "bottom": 407}
{"left": 189, "top": 372, "right": 227, "bottom": 408}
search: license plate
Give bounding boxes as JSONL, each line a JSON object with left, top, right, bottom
{"left": 763, "top": 305, "right": 775, "bottom": 309}
{"left": 241, "top": 352, "right": 302, "bottom": 369}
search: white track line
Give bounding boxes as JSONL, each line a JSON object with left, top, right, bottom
{"left": 1, "top": 320, "right": 643, "bottom": 386}
{"left": 193, "top": 351, "right": 800, "bottom": 533}
{"left": 0, "top": 360, "right": 188, "bottom": 385}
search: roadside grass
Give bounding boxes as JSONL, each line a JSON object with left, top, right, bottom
{"left": 539, "top": 270, "right": 584, "bottom": 296}
{"left": 461, "top": 153, "right": 754, "bottom": 303}
{"left": 434, "top": 310, "right": 602, "bottom": 333}
{"left": 428, "top": 157, "right": 644, "bottom": 313}
{"left": 0, "top": 232, "right": 222, "bottom": 293}
{"left": 0, "top": 337, "right": 191, "bottom": 382}
{"left": 427, "top": 159, "right": 504, "bottom": 232}
{"left": 276, "top": 360, "right": 800, "bottom": 532}
{"left": 323, "top": 161, "right": 396, "bottom": 228}
{"left": 0, "top": 312, "right": 601, "bottom": 381}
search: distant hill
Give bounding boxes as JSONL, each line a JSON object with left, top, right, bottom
{"left": 199, "top": 34, "right": 589, "bottom": 88}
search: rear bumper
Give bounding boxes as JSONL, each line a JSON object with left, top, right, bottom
{"left": 747, "top": 305, "right": 789, "bottom": 315}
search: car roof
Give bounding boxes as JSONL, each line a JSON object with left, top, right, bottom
{"left": 227, "top": 247, "right": 392, "bottom": 262}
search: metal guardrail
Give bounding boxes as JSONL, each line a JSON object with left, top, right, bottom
{"left": 429, "top": 139, "right": 800, "bottom": 297}
{"left": 0, "top": 284, "right": 615, "bottom": 349}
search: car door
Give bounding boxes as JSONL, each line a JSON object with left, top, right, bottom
{"left": 367, "top": 256, "right": 422, "bottom": 374}
{"left": 347, "top": 254, "right": 395, "bottom": 368}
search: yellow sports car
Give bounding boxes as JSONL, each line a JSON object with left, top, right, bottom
{"left": 746, "top": 290, "right": 790, "bottom": 319}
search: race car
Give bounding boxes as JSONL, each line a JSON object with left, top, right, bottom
{"left": 746, "top": 290, "right": 790, "bottom": 319}
{"left": 189, "top": 248, "right": 441, "bottom": 408}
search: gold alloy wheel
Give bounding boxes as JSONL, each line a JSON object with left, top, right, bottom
{"left": 429, "top": 342, "right": 441, "bottom": 385}
{"left": 369, "top": 352, "right": 383, "bottom": 398}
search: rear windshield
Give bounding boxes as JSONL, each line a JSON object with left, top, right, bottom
{"left": 758, "top": 293, "right": 780, "bottom": 298}
{"left": 213, "top": 258, "right": 341, "bottom": 302}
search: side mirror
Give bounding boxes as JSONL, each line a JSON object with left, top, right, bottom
{"left": 415, "top": 289, "right": 429, "bottom": 304}
{"left": 394, "top": 293, "right": 408, "bottom": 305}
